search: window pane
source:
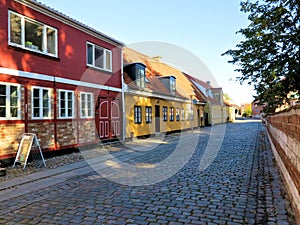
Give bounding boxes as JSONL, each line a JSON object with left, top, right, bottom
{"left": 46, "top": 27, "right": 56, "bottom": 54}
{"left": 87, "top": 43, "right": 93, "bottom": 65}
{"left": 33, "top": 89, "right": 39, "bottom": 97}
{"left": 43, "top": 108, "right": 49, "bottom": 117}
{"left": 34, "top": 108, "right": 40, "bottom": 117}
{"left": 11, "top": 96, "right": 18, "bottom": 107}
{"left": 43, "top": 99, "right": 49, "bottom": 107}
{"left": 0, "top": 85, "right": 6, "bottom": 95}
{"left": 0, "top": 96, "right": 5, "bottom": 106}
{"left": 10, "top": 86, "right": 17, "bottom": 97}
{"left": 10, "top": 107, "right": 18, "bottom": 117}
{"left": 68, "top": 109, "right": 72, "bottom": 117}
{"left": 10, "top": 13, "right": 22, "bottom": 45}
{"left": 43, "top": 89, "right": 49, "bottom": 99}
{"left": 33, "top": 98, "right": 40, "bottom": 107}
{"left": 0, "top": 107, "right": 5, "bottom": 117}
{"left": 60, "top": 92, "right": 65, "bottom": 109}
{"left": 105, "top": 50, "right": 111, "bottom": 70}
{"left": 25, "top": 19, "right": 43, "bottom": 52}
{"left": 10, "top": 86, "right": 18, "bottom": 107}
{"left": 81, "top": 94, "right": 86, "bottom": 117}
{"left": 94, "top": 46, "right": 104, "bottom": 68}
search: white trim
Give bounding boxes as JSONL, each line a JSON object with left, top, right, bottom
{"left": 8, "top": 10, "right": 58, "bottom": 58}
{"left": 31, "top": 86, "right": 52, "bottom": 119}
{"left": 57, "top": 89, "right": 75, "bottom": 119}
{"left": 0, "top": 67, "right": 122, "bottom": 92}
{"left": 86, "top": 42, "right": 112, "bottom": 72}
{"left": 80, "top": 92, "right": 94, "bottom": 118}
{"left": 0, "top": 82, "right": 21, "bottom": 120}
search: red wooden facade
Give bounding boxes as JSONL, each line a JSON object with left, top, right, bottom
{"left": 0, "top": 0, "right": 124, "bottom": 160}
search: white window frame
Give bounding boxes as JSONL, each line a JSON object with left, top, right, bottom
{"left": 80, "top": 92, "right": 94, "bottom": 118}
{"left": 134, "top": 106, "right": 142, "bottom": 124}
{"left": 8, "top": 11, "right": 58, "bottom": 57}
{"left": 58, "top": 89, "right": 74, "bottom": 119}
{"left": 169, "top": 107, "right": 174, "bottom": 121}
{"left": 0, "top": 82, "right": 21, "bottom": 120}
{"left": 32, "top": 86, "right": 51, "bottom": 119}
{"left": 163, "top": 106, "right": 168, "bottom": 122}
{"left": 176, "top": 108, "right": 180, "bottom": 121}
{"left": 181, "top": 108, "right": 185, "bottom": 121}
{"left": 145, "top": 106, "right": 152, "bottom": 124}
{"left": 86, "top": 42, "right": 112, "bottom": 72}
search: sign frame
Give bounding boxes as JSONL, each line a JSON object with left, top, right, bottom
{"left": 13, "top": 133, "right": 46, "bottom": 169}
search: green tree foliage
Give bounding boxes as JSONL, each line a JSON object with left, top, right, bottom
{"left": 223, "top": 0, "right": 300, "bottom": 113}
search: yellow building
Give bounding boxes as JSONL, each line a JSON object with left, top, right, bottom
{"left": 123, "top": 48, "right": 204, "bottom": 138}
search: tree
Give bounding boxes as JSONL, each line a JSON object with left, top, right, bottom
{"left": 223, "top": 0, "right": 300, "bottom": 113}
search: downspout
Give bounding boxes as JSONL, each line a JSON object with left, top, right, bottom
{"left": 121, "top": 47, "right": 126, "bottom": 142}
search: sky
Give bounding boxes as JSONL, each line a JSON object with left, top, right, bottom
{"left": 39, "top": 0, "right": 255, "bottom": 105}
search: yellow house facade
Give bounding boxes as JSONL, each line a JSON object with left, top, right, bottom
{"left": 123, "top": 48, "right": 204, "bottom": 139}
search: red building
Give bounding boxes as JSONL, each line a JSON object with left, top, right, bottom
{"left": 0, "top": 0, "right": 124, "bottom": 161}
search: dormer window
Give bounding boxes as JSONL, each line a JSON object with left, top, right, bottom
{"left": 158, "top": 76, "right": 176, "bottom": 95}
{"left": 136, "top": 67, "right": 145, "bottom": 88}
{"left": 170, "top": 77, "right": 176, "bottom": 95}
{"left": 124, "top": 63, "right": 146, "bottom": 88}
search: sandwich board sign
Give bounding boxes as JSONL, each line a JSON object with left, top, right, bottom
{"left": 13, "top": 133, "right": 46, "bottom": 169}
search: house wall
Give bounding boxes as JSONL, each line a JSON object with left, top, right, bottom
{"left": 266, "top": 106, "right": 300, "bottom": 224}
{"left": 0, "top": 1, "right": 123, "bottom": 161}
{"left": 125, "top": 94, "right": 198, "bottom": 138}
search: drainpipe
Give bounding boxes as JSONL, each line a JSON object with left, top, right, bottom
{"left": 121, "top": 47, "right": 126, "bottom": 142}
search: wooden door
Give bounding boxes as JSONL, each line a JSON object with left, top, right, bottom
{"left": 97, "top": 98, "right": 121, "bottom": 139}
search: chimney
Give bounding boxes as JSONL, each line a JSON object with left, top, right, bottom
{"left": 206, "top": 81, "right": 211, "bottom": 86}
{"left": 152, "top": 56, "right": 162, "bottom": 62}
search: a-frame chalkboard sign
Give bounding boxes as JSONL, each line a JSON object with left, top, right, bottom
{"left": 13, "top": 133, "right": 46, "bottom": 169}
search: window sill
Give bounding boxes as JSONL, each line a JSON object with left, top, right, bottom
{"left": 8, "top": 45, "right": 60, "bottom": 61}
{"left": 86, "top": 65, "right": 113, "bottom": 74}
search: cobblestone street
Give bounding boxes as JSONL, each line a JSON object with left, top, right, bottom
{"left": 0, "top": 120, "right": 295, "bottom": 224}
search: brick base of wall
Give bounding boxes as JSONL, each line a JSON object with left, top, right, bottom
{"left": 267, "top": 106, "right": 300, "bottom": 225}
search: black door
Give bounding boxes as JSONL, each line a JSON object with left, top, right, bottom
{"left": 155, "top": 105, "right": 160, "bottom": 133}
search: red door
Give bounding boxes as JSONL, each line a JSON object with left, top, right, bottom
{"left": 97, "top": 98, "right": 120, "bottom": 139}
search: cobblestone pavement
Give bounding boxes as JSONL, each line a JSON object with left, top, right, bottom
{"left": 0, "top": 120, "right": 296, "bottom": 224}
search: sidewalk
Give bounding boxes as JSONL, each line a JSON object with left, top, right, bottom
{"left": 0, "top": 132, "right": 186, "bottom": 201}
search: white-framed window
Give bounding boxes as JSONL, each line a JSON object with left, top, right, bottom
{"left": 32, "top": 86, "right": 51, "bottom": 119}
{"left": 136, "top": 67, "right": 145, "bottom": 88}
{"left": 86, "top": 42, "right": 112, "bottom": 72}
{"left": 170, "top": 107, "right": 174, "bottom": 121}
{"left": 80, "top": 92, "right": 93, "bottom": 118}
{"left": 58, "top": 90, "right": 74, "bottom": 118}
{"left": 145, "top": 106, "right": 152, "bottom": 123}
{"left": 170, "top": 77, "right": 176, "bottom": 95}
{"left": 181, "top": 108, "right": 185, "bottom": 121}
{"left": 176, "top": 108, "right": 180, "bottom": 121}
{"left": 134, "top": 106, "right": 142, "bottom": 124}
{"left": 163, "top": 106, "right": 168, "bottom": 121}
{"left": 0, "top": 82, "right": 21, "bottom": 120}
{"left": 8, "top": 11, "right": 58, "bottom": 57}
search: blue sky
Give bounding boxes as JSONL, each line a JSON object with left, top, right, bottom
{"left": 40, "top": 0, "right": 255, "bottom": 105}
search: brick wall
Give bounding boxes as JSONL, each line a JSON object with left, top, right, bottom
{"left": 28, "top": 123, "right": 55, "bottom": 149}
{"left": 0, "top": 124, "right": 25, "bottom": 157}
{"left": 56, "top": 121, "right": 77, "bottom": 147}
{"left": 78, "top": 120, "right": 96, "bottom": 144}
{"left": 266, "top": 106, "right": 300, "bottom": 224}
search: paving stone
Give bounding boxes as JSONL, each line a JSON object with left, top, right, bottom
{"left": 0, "top": 121, "right": 296, "bottom": 224}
